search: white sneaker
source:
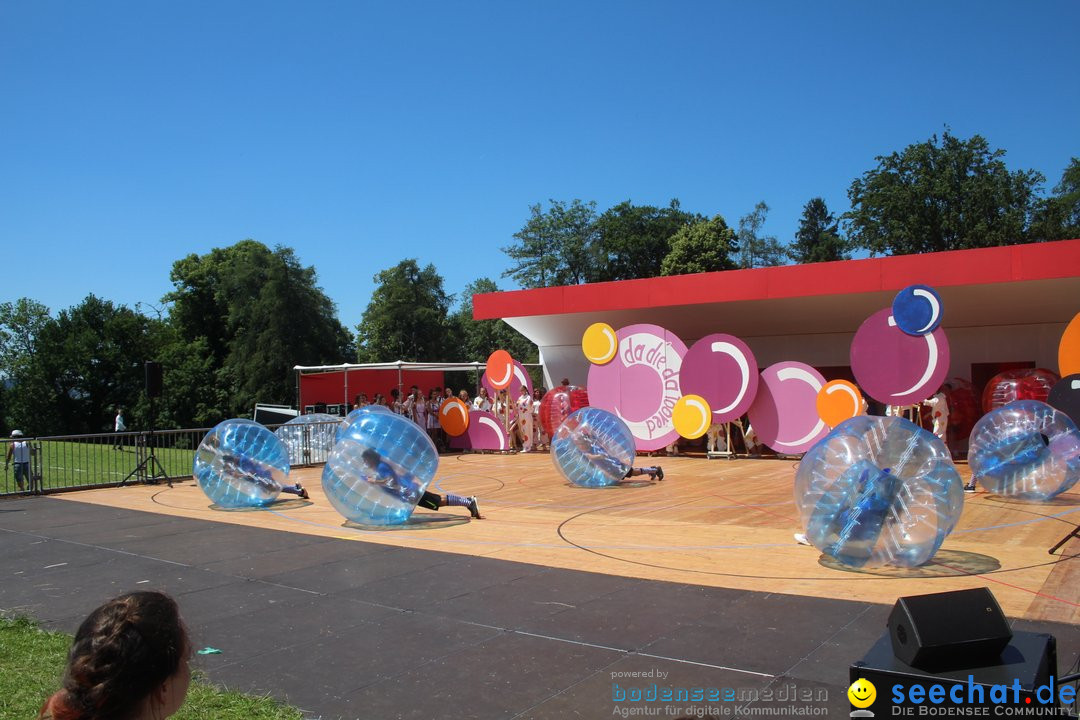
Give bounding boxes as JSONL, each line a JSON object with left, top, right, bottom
{"left": 793, "top": 533, "right": 811, "bottom": 546}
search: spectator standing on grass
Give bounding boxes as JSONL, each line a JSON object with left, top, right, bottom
{"left": 6, "top": 429, "right": 30, "bottom": 492}
{"left": 39, "top": 590, "right": 192, "bottom": 720}
{"left": 113, "top": 408, "right": 126, "bottom": 450}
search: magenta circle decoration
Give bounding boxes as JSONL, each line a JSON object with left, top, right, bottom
{"left": 481, "top": 359, "right": 532, "bottom": 400}
{"left": 746, "top": 362, "right": 829, "bottom": 454}
{"left": 850, "top": 308, "right": 951, "bottom": 407}
{"left": 680, "top": 334, "right": 759, "bottom": 424}
{"left": 447, "top": 410, "right": 509, "bottom": 451}
{"left": 586, "top": 324, "right": 687, "bottom": 452}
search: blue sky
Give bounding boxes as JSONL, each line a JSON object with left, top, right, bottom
{"left": 2, "top": 1, "right": 1077, "bottom": 332}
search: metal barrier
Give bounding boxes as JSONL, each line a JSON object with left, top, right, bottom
{"left": 0, "top": 421, "right": 340, "bottom": 498}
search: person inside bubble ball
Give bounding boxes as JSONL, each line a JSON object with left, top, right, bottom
{"left": 359, "top": 448, "right": 481, "bottom": 519}
{"left": 39, "top": 590, "right": 191, "bottom": 720}
{"left": 229, "top": 454, "right": 310, "bottom": 499}
{"left": 572, "top": 427, "right": 664, "bottom": 482}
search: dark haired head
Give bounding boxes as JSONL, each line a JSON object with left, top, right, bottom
{"left": 42, "top": 591, "right": 189, "bottom": 720}
{"left": 361, "top": 448, "right": 380, "bottom": 466}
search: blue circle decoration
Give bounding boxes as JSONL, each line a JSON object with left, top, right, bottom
{"left": 891, "top": 284, "right": 943, "bottom": 336}
{"left": 795, "top": 415, "right": 963, "bottom": 568}
{"left": 194, "top": 419, "right": 290, "bottom": 508}
{"left": 322, "top": 408, "right": 439, "bottom": 525}
{"left": 551, "top": 407, "right": 636, "bottom": 488}
{"left": 968, "top": 400, "right": 1080, "bottom": 501}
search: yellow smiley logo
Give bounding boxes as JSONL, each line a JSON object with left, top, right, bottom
{"left": 848, "top": 678, "right": 876, "bottom": 709}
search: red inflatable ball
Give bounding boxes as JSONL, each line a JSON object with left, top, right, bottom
{"left": 923, "top": 377, "right": 979, "bottom": 457}
{"left": 539, "top": 385, "right": 589, "bottom": 438}
{"left": 981, "top": 368, "right": 1060, "bottom": 413}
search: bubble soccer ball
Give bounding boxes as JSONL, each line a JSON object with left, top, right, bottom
{"left": 552, "top": 407, "right": 635, "bottom": 488}
{"left": 981, "top": 368, "right": 1060, "bottom": 413}
{"left": 968, "top": 400, "right": 1080, "bottom": 501}
{"left": 274, "top": 413, "right": 340, "bottom": 465}
{"left": 794, "top": 416, "right": 964, "bottom": 568}
{"left": 539, "top": 385, "right": 589, "bottom": 438}
{"left": 336, "top": 404, "right": 391, "bottom": 443}
{"left": 322, "top": 408, "right": 439, "bottom": 525}
{"left": 194, "top": 419, "right": 290, "bottom": 508}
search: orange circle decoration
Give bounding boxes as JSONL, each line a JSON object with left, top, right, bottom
{"left": 1059, "top": 312, "right": 1080, "bottom": 378}
{"left": 672, "top": 395, "right": 712, "bottom": 439}
{"left": 816, "top": 380, "right": 864, "bottom": 429}
{"left": 582, "top": 322, "right": 618, "bottom": 365}
{"left": 485, "top": 349, "right": 514, "bottom": 390}
{"left": 438, "top": 398, "right": 470, "bottom": 437}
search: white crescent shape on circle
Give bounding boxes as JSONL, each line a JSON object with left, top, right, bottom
{"left": 825, "top": 383, "right": 861, "bottom": 416}
{"left": 773, "top": 366, "right": 826, "bottom": 449}
{"left": 490, "top": 364, "right": 512, "bottom": 388}
{"left": 710, "top": 341, "right": 750, "bottom": 415}
{"left": 1071, "top": 380, "right": 1080, "bottom": 391}
{"left": 885, "top": 315, "right": 939, "bottom": 398}
{"left": 913, "top": 288, "right": 941, "bottom": 334}
{"left": 600, "top": 327, "right": 617, "bottom": 360}
{"left": 441, "top": 402, "right": 466, "bottom": 423}
{"left": 477, "top": 416, "right": 506, "bottom": 450}
{"left": 512, "top": 363, "right": 529, "bottom": 388}
{"left": 686, "top": 398, "right": 710, "bottom": 437}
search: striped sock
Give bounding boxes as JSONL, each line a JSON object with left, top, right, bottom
{"left": 446, "top": 493, "right": 470, "bottom": 507}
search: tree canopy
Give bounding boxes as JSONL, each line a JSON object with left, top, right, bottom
{"left": 501, "top": 200, "right": 598, "bottom": 289}
{"left": 845, "top": 131, "right": 1045, "bottom": 255}
{"left": 736, "top": 202, "right": 787, "bottom": 268}
{"left": 790, "top": 198, "right": 848, "bottom": 264}
{"left": 356, "top": 259, "right": 453, "bottom": 363}
{"left": 660, "top": 215, "right": 739, "bottom": 275}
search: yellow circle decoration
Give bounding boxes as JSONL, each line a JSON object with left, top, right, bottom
{"left": 673, "top": 395, "right": 712, "bottom": 439}
{"left": 582, "top": 322, "right": 618, "bottom": 365}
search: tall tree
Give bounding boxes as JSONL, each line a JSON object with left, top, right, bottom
{"left": 166, "top": 240, "right": 352, "bottom": 417}
{"left": 846, "top": 131, "right": 1045, "bottom": 255}
{"left": 356, "top": 259, "right": 453, "bottom": 363}
{"left": 0, "top": 298, "right": 53, "bottom": 433}
{"left": 1030, "top": 158, "right": 1080, "bottom": 242}
{"left": 501, "top": 199, "right": 598, "bottom": 288}
{"left": 660, "top": 215, "right": 739, "bottom": 276}
{"left": 448, "top": 278, "right": 537, "bottom": 363}
{"left": 591, "top": 200, "right": 702, "bottom": 281}
{"left": 790, "top": 198, "right": 849, "bottom": 264}
{"left": 737, "top": 201, "right": 787, "bottom": 269}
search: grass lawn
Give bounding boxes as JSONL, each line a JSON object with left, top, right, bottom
{"left": 0, "top": 616, "right": 304, "bottom": 720}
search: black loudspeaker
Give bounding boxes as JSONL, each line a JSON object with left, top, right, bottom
{"left": 888, "top": 587, "right": 1012, "bottom": 670}
{"left": 145, "top": 361, "right": 163, "bottom": 398}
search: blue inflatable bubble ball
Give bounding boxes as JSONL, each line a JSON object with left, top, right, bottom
{"left": 552, "top": 407, "right": 636, "bottom": 488}
{"left": 194, "top": 419, "right": 291, "bottom": 508}
{"left": 794, "top": 415, "right": 964, "bottom": 568}
{"left": 322, "top": 408, "right": 439, "bottom": 525}
{"left": 274, "top": 413, "right": 341, "bottom": 465}
{"left": 336, "top": 405, "right": 392, "bottom": 443}
{"left": 968, "top": 400, "right": 1080, "bottom": 501}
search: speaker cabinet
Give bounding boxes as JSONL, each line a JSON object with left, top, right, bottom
{"left": 145, "top": 361, "right": 163, "bottom": 398}
{"left": 888, "top": 587, "right": 1012, "bottom": 670}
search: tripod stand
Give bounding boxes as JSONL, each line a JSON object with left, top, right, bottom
{"left": 121, "top": 396, "right": 171, "bottom": 487}
{"left": 1048, "top": 523, "right": 1080, "bottom": 555}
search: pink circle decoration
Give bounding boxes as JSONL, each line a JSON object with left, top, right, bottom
{"left": 448, "top": 410, "right": 510, "bottom": 451}
{"left": 680, "top": 333, "right": 759, "bottom": 424}
{"left": 850, "top": 308, "right": 951, "bottom": 407}
{"left": 586, "top": 324, "right": 687, "bottom": 452}
{"left": 746, "top": 362, "right": 829, "bottom": 454}
{"left": 482, "top": 359, "right": 532, "bottom": 400}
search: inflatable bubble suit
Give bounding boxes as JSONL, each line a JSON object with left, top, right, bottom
{"left": 322, "top": 408, "right": 439, "bottom": 525}
{"left": 551, "top": 407, "right": 636, "bottom": 488}
{"left": 274, "top": 413, "right": 340, "bottom": 465}
{"left": 794, "top": 415, "right": 964, "bottom": 568}
{"left": 968, "top": 400, "right": 1080, "bottom": 501}
{"left": 194, "top": 419, "right": 291, "bottom": 508}
{"left": 335, "top": 404, "right": 391, "bottom": 443}
{"left": 539, "top": 385, "right": 589, "bottom": 438}
{"left": 981, "top": 368, "right": 1059, "bottom": 413}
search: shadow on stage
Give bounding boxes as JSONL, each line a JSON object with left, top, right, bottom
{"left": 818, "top": 549, "right": 1001, "bottom": 577}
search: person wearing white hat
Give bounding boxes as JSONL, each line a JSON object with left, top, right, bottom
{"left": 6, "top": 430, "right": 31, "bottom": 492}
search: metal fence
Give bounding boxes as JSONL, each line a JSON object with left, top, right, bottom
{"left": 0, "top": 421, "right": 340, "bottom": 498}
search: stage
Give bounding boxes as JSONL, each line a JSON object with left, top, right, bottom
{"left": 1, "top": 454, "right": 1078, "bottom": 718}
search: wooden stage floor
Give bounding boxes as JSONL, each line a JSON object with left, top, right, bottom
{"left": 58, "top": 453, "right": 1080, "bottom": 624}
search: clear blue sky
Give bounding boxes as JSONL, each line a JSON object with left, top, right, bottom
{"left": 3, "top": 1, "right": 1077, "bottom": 332}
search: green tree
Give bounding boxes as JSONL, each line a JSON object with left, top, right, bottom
{"left": 790, "top": 198, "right": 849, "bottom": 264}
{"left": 166, "top": 240, "right": 352, "bottom": 417}
{"left": 737, "top": 201, "right": 787, "bottom": 268}
{"left": 660, "top": 215, "right": 739, "bottom": 275}
{"left": 592, "top": 200, "right": 702, "bottom": 281}
{"left": 0, "top": 298, "right": 52, "bottom": 433}
{"left": 448, "top": 278, "right": 538, "bottom": 363}
{"left": 502, "top": 199, "right": 598, "bottom": 288}
{"left": 846, "top": 131, "right": 1045, "bottom": 255}
{"left": 356, "top": 259, "right": 453, "bottom": 363}
{"left": 1030, "top": 158, "right": 1080, "bottom": 242}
